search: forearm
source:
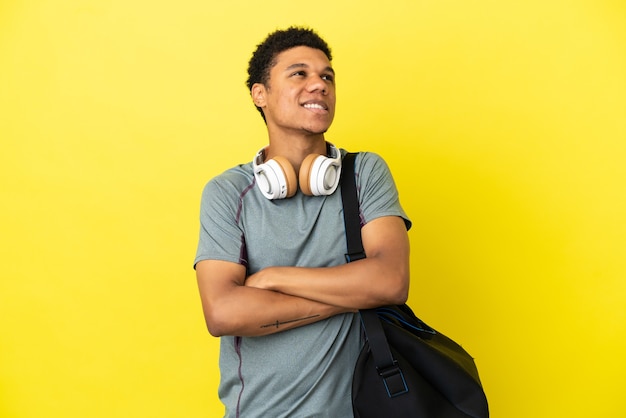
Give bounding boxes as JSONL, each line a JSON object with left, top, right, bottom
{"left": 248, "top": 258, "right": 408, "bottom": 310}
{"left": 201, "top": 284, "right": 352, "bottom": 337}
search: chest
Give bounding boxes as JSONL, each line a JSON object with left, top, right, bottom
{"left": 240, "top": 191, "right": 347, "bottom": 273}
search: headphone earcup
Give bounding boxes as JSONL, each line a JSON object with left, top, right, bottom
{"left": 254, "top": 156, "right": 297, "bottom": 199}
{"left": 299, "top": 154, "right": 321, "bottom": 196}
{"left": 273, "top": 156, "right": 298, "bottom": 198}
{"left": 299, "top": 153, "right": 341, "bottom": 196}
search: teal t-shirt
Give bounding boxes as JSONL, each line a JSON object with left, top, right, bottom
{"left": 195, "top": 150, "right": 410, "bottom": 417}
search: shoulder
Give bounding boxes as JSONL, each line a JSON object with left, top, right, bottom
{"left": 340, "top": 149, "right": 393, "bottom": 180}
{"left": 355, "top": 151, "right": 389, "bottom": 171}
{"left": 199, "top": 163, "right": 256, "bottom": 216}
{"left": 341, "top": 149, "right": 411, "bottom": 229}
{"left": 341, "top": 149, "right": 388, "bottom": 167}
{"left": 202, "top": 163, "right": 254, "bottom": 196}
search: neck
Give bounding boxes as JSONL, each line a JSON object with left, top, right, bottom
{"left": 264, "top": 132, "right": 328, "bottom": 173}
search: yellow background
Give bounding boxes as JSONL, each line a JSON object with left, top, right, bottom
{"left": 2, "top": 0, "right": 625, "bottom": 416}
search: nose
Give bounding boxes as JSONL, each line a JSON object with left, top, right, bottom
{"left": 307, "top": 74, "right": 328, "bottom": 95}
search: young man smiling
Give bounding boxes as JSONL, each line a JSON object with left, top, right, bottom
{"left": 194, "top": 27, "right": 411, "bottom": 417}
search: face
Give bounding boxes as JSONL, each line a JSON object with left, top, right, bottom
{"left": 252, "top": 46, "right": 336, "bottom": 137}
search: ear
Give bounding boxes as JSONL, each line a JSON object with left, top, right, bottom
{"left": 251, "top": 83, "right": 267, "bottom": 108}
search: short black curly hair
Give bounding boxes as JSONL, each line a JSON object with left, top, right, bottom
{"left": 246, "top": 26, "right": 333, "bottom": 120}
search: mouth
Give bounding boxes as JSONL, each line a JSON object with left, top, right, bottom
{"left": 302, "top": 101, "right": 328, "bottom": 111}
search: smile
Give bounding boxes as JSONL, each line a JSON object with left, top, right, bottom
{"left": 302, "top": 102, "right": 328, "bottom": 110}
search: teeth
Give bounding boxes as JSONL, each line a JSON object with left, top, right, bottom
{"left": 303, "top": 103, "right": 325, "bottom": 110}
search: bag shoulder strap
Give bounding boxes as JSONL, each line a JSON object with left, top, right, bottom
{"left": 340, "top": 153, "right": 366, "bottom": 263}
{"left": 339, "top": 152, "right": 409, "bottom": 398}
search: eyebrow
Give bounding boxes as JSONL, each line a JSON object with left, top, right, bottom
{"left": 284, "top": 63, "right": 335, "bottom": 75}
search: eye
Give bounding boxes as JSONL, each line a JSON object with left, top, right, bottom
{"left": 291, "top": 70, "right": 306, "bottom": 77}
{"left": 322, "top": 74, "right": 335, "bottom": 83}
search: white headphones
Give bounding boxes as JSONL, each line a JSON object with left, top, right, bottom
{"left": 253, "top": 143, "right": 342, "bottom": 200}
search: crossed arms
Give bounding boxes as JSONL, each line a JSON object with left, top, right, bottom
{"left": 195, "top": 215, "right": 410, "bottom": 337}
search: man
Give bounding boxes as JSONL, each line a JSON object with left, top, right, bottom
{"left": 194, "top": 27, "right": 411, "bottom": 417}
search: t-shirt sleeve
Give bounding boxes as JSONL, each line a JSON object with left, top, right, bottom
{"left": 354, "top": 152, "right": 411, "bottom": 230}
{"left": 194, "top": 174, "right": 248, "bottom": 268}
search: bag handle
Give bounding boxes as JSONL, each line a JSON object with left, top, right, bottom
{"left": 340, "top": 152, "right": 409, "bottom": 398}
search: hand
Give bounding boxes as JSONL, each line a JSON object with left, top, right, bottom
{"left": 244, "top": 267, "right": 275, "bottom": 290}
